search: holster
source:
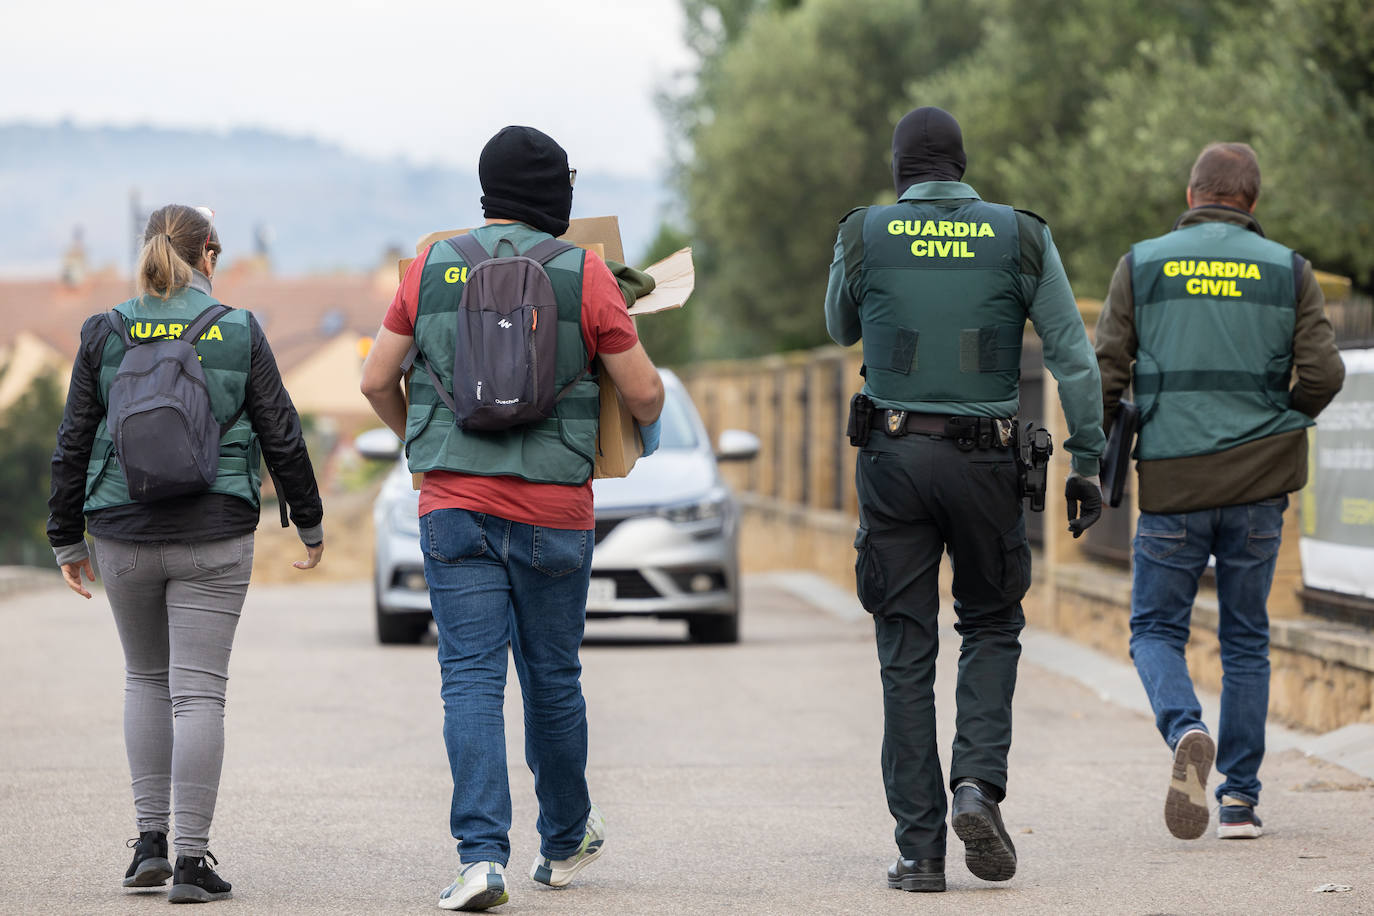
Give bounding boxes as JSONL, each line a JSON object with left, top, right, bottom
{"left": 847, "top": 393, "right": 875, "bottom": 446}
{"left": 1014, "top": 421, "right": 1053, "bottom": 512}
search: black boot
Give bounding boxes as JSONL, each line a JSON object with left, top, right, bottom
{"left": 123, "top": 831, "right": 172, "bottom": 888}
{"left": 168, "top": 851, "right": 232, "bottom": 903}
{"left": 887, "top": 856, "right": 945, "bottom": 892}
{"left": 951, "top": 779, "right": 1017, "bottom": 882}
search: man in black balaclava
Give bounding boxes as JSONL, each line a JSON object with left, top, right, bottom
{"left": 824, "top": 108, "right": 1105, "bottom": 893}
{"left": 891, "top": 105, "right": 967, "bottom": 192}
{"left": 478, "top": 125, "right": 575, "bottom": 237}
{"left": 360, "top": 124, "right": 668, "bottom": 911}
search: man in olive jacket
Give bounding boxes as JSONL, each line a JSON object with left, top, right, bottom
{"left": 1095, "top": 142, "right": 1344, "bottom": 842}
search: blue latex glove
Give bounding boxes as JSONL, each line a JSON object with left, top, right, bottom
{"left": 637, "top": 418, "right": 662, "bottom": 457}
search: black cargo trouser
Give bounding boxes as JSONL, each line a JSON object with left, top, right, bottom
{"left": 854, "top": 431, "right": 1031, "bottom": 861}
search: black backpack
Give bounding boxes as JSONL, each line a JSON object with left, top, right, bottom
{"left": 102, "top": 304, "right": 241, "bottom": 502}
{"left": 418, "top": 235, "right": 580, "bottom": 431}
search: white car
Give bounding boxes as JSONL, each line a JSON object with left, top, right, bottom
{"left": 357, "top": 370, "right": 759, "bottom": 645}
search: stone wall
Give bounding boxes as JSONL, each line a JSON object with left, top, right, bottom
{"left": 686, "top": 341, "right": 1374, "bottom": 734}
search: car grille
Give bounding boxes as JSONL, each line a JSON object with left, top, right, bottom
{"left": 594, "top": 570, "right": 659, "bottom": 599}
{"left": 594, "top": 512, "right": 656, "bottom": 544}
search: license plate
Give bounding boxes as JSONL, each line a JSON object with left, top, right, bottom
{"left": 586, "top": 577, "right": 616, "bottom": 606}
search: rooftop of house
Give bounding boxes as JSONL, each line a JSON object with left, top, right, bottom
{"left": 0, "top": 255, "right": 399, "bottom": 377}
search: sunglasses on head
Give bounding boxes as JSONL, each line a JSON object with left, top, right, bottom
{"left": 194, "top": 206, "right": 220, "bottom": 258}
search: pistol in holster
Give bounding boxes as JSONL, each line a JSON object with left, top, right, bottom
{"left": 1014, "top": 420, "right": 1053, "bottom": 512}
{"left": 847, "top": 393, "right": 875, "bottom": 447}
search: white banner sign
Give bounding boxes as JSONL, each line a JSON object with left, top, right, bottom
{"left": 1301, "top": 348, "right": 1374, "bottom": 598}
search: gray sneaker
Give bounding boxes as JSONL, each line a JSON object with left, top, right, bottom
{"left": 438, "top": 861, "right": 508, "bottom": 911}
{"left": 1165, "top": 729, "right": 1214, "bottom": 839}
{"left": 530, "top": 804, "right": 605, "bottom": 887}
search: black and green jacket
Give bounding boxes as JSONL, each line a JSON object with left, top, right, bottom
{"left": 1095, "top": 206, "right": 1345, "bottom": 512}
{"left": 48, "top": 272, "right": 323, "bottom": 562}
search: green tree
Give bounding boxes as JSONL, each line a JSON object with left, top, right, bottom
{"left": 0, "top": 372, "right": 66, "bottom": 565}
{"left": 678, "top": 0, "right": 988, "bottom": 357}
{"left": 1007, "top": 0, "right": 1374, "bottom": 294}
{"left": 903, "top": 0, "right": 1373, "bottom": 294}
{"left": 667, "top": 0, "right": 1374, "bottom": 358}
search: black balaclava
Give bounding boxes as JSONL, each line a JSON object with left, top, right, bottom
{"left": 891, "top": 106, "right": 967, "bottom": 194}
{"left": 479, "top": 126, "right": 573, "bottom": 236}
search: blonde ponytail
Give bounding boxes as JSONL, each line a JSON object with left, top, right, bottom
{"left": 136, "top": 205, "right": 219, "bottom": 298}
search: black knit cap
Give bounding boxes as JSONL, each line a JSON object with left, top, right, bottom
{"left": 891, "top": 106, "right": 967, "bottom": 194}
{"left": 479, "top": 126, "right": 573, "bottom": 237}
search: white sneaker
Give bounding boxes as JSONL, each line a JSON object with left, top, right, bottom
{"left": 438, "top": 861, "right": 508, "bottom": 911}
{"left": 530, "top": 803, "right": 605, "bottom": 887}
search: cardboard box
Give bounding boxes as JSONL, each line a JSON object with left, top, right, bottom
{"left": 399, "top": 216, "right": 692, "bottom": 484}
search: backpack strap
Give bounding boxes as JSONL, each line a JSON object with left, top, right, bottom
{"left": 554, "top": 366, "right": 590, "bottom": 403}
{"left": 104, "top": 310, "right": 135, "bottom": 348}
{"left": 267, "top": 464, "right": 290, "bottom": 528}
{"left": 184, "top": 304, "right": 272, "bottom": 520}
{"left": 181, "top": 303, "right": 232, "bottom": 346}
{"left": 524, "top": 238, "right": 577, "bottom": 265}
{"left": 423, "top": 360, "right": 462, "bottom": 415}
{"left": 399, "top": 342, "right": 462, "bottom": 415}
{"left": 448, "top": 234, "right": 491, "bottom": 268}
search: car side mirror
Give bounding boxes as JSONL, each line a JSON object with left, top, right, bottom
{"left": 355, "top": 427, "right": 402, "bottom": 462}
{"left": 715, "top": 429, "right": 760, "bottom": 462}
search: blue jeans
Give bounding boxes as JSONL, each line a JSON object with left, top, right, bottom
{"left": 1129, "top": 495, "right": 1287, "bottom": 806}
{"left": 420, "top": 508, "right": 594, "bottom": 865}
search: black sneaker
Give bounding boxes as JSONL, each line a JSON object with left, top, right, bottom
{"left": 1217, "top": 797, "right": 1263, "bottom": 839}
{"left": 887, "top": 856, "right": 945, "bottom": 892}
{"left": 168, "top": 852, "right": 232, "bottom": 903}
{"left": 950, "top": 779, "right": 1017, "bottom": 882}
{"left": 123, "top": 831, "right": 172, "bottom": 888}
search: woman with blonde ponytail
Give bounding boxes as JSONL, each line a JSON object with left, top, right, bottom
{"left": 47, "top": 204, "right": 325, "bottom": 903}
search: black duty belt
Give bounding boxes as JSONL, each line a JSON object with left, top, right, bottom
{"left": 879, "top": 411, "right": 1013, "bottom": 450}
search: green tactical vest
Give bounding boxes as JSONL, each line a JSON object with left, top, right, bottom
{"left": 841, "top": 199, "right": 1028, "bottom": 407}
{"left": 85, "top": 289, "right": 260, "bottom": 512}
{"left": 405, "top": 226, "right": 601, "bottom": 485}
{"left": 1130, "top": 221, "right": 1313, "bottom": 461}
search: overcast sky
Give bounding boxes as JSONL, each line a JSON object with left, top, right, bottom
{"left": 0, "top": 0, "right": 696, "bottom": 178}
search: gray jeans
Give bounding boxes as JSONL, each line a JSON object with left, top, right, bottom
{"left": 94, "top": 534, "right": 254, "bottom": 859}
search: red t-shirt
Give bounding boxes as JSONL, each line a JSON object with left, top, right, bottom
{"left": 383, "top": 234, "right": 638, "bottom": 529}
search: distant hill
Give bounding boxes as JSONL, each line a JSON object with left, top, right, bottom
{"left": 0, "top": 122, "right": 670, "bottom": 276}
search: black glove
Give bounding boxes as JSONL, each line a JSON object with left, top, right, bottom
{"left": 1065, "top": 473, "right": 1102, "bottom": 538}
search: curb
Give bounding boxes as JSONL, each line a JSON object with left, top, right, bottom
{"left": 0, "top": 566, "right": 62, "bottom": 597}
{"left": 754, "top": 570, "right": 1374, "bottom": 782}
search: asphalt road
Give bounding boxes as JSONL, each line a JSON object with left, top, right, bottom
{"left": 2, "top": 578, "right": 1372, "bottom": 915}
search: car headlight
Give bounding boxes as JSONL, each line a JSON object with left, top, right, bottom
{"left": 389, "top": 499, "right": 421, "bottom": 537}
{"left": 656, "top": 490, "right": 732, "bottom": 534}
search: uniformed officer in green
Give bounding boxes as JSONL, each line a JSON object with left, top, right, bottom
{"left": 1095, "top": 143, "right": 1344, "bottom": 843}
{"left": 825, "top": 107, "right": 1105, "bottom": 892}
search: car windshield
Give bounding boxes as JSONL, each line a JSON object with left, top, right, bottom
{"left": 659, "top": 388, "right": 699, "bottom": 450}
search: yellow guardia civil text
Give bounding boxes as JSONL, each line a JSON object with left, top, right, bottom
{"left": 1161, "top": 260, "right": 1262, "bottom": 298}
{"left": 887, "top": 219, "right": 994, "bottom": 260}
{"left": 129, "top": 321, "right": 224, "bottom": 342}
